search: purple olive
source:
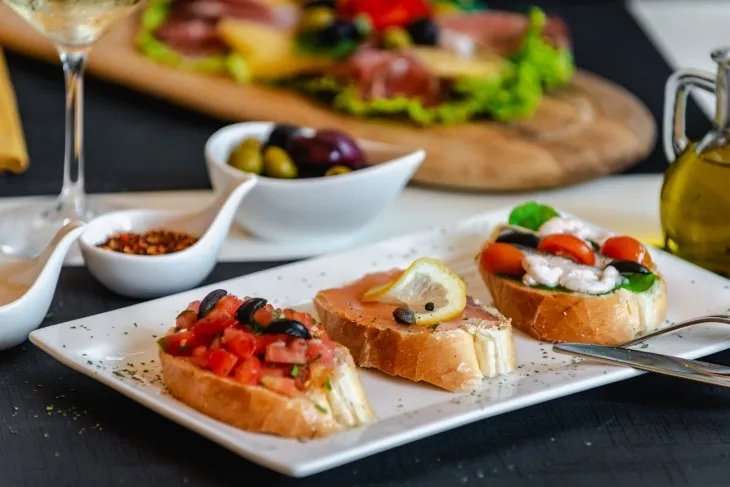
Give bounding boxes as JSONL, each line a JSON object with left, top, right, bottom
{"left": 265, "top": 123, "right": 302, "bottom": 152}
{"left": 289, "top": 129, "right": 366, "bottom": 177}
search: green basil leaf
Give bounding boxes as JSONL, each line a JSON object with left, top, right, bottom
{"left": 619, "top": 273, "right": 657, "bottom": 293}
{"left": 507, "top": 201, "right": 559, "bottom": 231}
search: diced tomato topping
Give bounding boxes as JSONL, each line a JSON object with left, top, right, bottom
{"left": 259, "top": 366, "right": 286, "bottom": 379}
{"left": 158, "top": 330, "right": 203, "bottom": 356}
{"left": 175, "top": 309, "right": 198, "bottom": 330}
{"left": 260, "top": 376, "right": 301, "bottom": 397}
{"left": 294, "top": 366, "right": 311, "bottom": 391}
{"left": 190, "top": 346, "right": 209, "bottom": 368}
{"left": 186, "top": 300, "right": 201, "bottom": 313}
{"left": 215, "top": 295, "right": 244, "bottom": 317}
{"left": 252, "top": 305, "right": 275, "bottom": 326}
{"left": 233, "top": 356, "right": 262, "bottom": 385}
{"left": 222, "top": 328, "right": 256, "bottom": 360}
{"left": 306, "top": 340, "right": 336, "bottom": 365}
{"left": 192, "top": 310, "right": 237, "bottom": 339}
{"left": 265, "top": 339, "right": 308, "bottom": 364}
{"left": 207, "top": 349, "right": 239, "bottom": 377}
{"left": 281, "top": 309, "right": 314, "bottom": 328}
{"left": 253, "top": 334, "right": 287, "bottom": 355}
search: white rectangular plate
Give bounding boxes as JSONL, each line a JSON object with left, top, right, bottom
{"left": 30, "top": 207, "right": 730, "bottom": 477}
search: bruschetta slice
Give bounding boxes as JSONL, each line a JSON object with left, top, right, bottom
{"left": 314, "top": 259, "right": 517, "bottom": 393}
{"left": 158, "top": 290, "right": 376, "bottom": 439}
{"left": 477, "top": 202, "right": 668, "bottom": 345}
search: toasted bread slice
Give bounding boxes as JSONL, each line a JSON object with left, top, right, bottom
{"left": 314, "top": 271, "right": 516, "bottom": 392}
{"left": 160, "top": 344, "right": 375, "bottom": 439}
{"left": 480, "top": 268, "right": 667, "bottom": 345}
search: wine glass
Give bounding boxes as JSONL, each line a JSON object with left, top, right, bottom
{"left": 0, "top": 0, "right": 142, "bottom": 257}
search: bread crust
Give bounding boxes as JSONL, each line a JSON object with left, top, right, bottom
{"left": 160, "top": 344, "right": 375, "bottom": 439}
{"left": 480, "top": 267, "right": 668, "bottom": 345}
{"left": 314, "top": 294, "right": 516, "bottom": 392}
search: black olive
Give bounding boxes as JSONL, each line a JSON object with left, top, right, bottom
{"left": 263, "top": 319, "right": 312, "bottom": 339}
{"left": 406, "top": 17, "right": 439, "bottom": 46}
{"left": 197, "top": 289, "right": 228, "bottom": 319}
{"left": 318, "top": 19, "right": 361, "bottom": 46}
{"left": 606, "top": 260, "right": 652, "bottom": 275}
{"left": 393, "top": 307, "right": 415, "bottom": 325}
{"left": 303, "top": 0, "right": 335, "bottom": 8}
{"left": 265, "top": 124, "right": 302, "bottom": 152}
{"left": 235, "top": 297, "right": 267, "bottom": 325}
{"left": 496, "top": 231, "right": 541, "bottom": 249}
{"left": 425, "top": 302, "right": 435, "bottom": 311}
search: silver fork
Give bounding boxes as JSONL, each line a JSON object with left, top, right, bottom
{"left": 622, "top": 313, "right": 730, "bottom": 376}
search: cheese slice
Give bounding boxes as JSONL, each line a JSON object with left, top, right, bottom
{"left": 0, "top": 48, "right": 28, "bottom": 174}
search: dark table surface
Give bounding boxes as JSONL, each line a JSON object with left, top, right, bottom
{"left": 2, "top": 1, "right": 728, "bottom": 487}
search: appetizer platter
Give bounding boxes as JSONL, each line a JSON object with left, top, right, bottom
{"left": 29, "top": 204, "right": 730, "bottom": 476}
{"left": 0, "top": 1, "right": 655, "bottom": 191}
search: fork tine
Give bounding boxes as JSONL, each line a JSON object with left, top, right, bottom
{"left": 622, "top": 314, "right": 730, "bottom": 347}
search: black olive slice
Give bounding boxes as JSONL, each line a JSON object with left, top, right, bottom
{"left": 235, "top": 297, "right": 268, "bottom": 325}
{"left": 393, "top": 307, "right": 415, "bottom": 325}
{"left": 263, "top": 319, "right": 312, "bottom": 339}
{"left": 496, "top": 231, "right": 541, "bottom": 249}
{"left": 605, "top": 260, "right": 651, "bottom": 275}
{"left": 198, "top": 289, "right": 228, "bottom": 319}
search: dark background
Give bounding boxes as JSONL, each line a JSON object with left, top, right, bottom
{"left": 2, "top": 1, "right": 728, "bottom": 487}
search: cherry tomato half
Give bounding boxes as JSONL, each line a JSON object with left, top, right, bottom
{"left": 479, "top": 243, "right": 525, "bottom": 276}
{"left": 600, "top": 236, "right": 654, "bottom": 268}
{"left": 537, "top": 234, "right": 595, "bottom": 265}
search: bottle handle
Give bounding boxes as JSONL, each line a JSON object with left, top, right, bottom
{"left": 663, "top": 68, "right": 715, "bottom": 161}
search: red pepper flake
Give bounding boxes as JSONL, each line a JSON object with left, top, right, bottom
{"left": 96, "top": 229, "right": 198, "bottom": 256}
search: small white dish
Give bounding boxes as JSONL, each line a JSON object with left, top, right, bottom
{"left": 78, "top": 178, "right": 256, "bottom": 299}
{"left": 0, "top": 221, "right": 85, "bottom": 350}
{"left": 205, "top": 121, "right": 425, "bottom": 242}
{"left": 28, "top": 206, "right": 730, "bottom": 476}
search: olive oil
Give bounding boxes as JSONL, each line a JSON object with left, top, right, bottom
{"left": 661, "top": 143, "right": 730, "bottom": 277}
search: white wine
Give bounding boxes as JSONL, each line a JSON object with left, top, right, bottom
{"left": 4, "top": 0, "right": 142, "bottom": 46}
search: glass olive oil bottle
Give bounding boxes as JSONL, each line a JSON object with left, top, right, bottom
{"left": 661, "top": 47, "right": 730, "bottom": 277}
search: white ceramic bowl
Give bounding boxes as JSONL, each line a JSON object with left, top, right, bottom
{"left": 77, "top": 179, "right": 256, "bottom": 299}
{"left": 205, "top": 122, "right": 425, "bottom": 242}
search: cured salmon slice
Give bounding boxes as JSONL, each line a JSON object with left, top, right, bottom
{"left": 314, "top": 270, "right": 517, "bottom": 392}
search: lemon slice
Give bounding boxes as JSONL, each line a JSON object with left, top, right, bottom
{"left": 362, "top": 257, "right": 467, "bottom": 326}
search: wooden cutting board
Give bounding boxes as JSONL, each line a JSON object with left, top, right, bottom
{"left": 0, "top": 6, "right": 656, "bottom": 191}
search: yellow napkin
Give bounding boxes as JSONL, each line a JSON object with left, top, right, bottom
{"left": 0, "top": 48, "right": 28, "bottom": 174}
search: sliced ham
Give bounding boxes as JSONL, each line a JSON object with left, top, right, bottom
{"left": 154, "top": 18, "right": 229, "bottom": 57}
{"left": 437, "top": 11, "right": 571, "bottom": 56}
{"left": 333, "top": 48, "right": 442, "bottom": 106}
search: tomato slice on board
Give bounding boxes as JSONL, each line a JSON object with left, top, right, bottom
{"left": 222, "top": 328, "right": 256, "bottom": 360}
{"left": 158, "top": 330, "right": 203, "bottom": 356}
{"left": 233, "top": 356, "right": 262, "bottom": 385}
{"left": 260, "top": 376, "right": 302, "bottom": 398}
{"left": 538, "top": 234, "right": 596, "bottom": 266}
{"left": 207, "top": 349, "right": 239, "bottom": 377}
{"left": 600, "top": 236, "right": 654, "bottom": 268}
{"left": 479, "top": 243, "right": 526, "bottom": 276}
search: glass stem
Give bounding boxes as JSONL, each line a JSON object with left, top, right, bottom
{"left": 56, "top": 47, "right": 90, "bottom": 220}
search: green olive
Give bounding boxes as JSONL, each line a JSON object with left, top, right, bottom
{"left": 324, "top": 165, "right": 352, "bottom": 177}
{"left": 299, "top": 7, "right": 335, "bottom": 33}
{"left": 382, "top": 27, "right": 412, "bottom": 50}
{"left": 263, "top": 146, "right": 298, "bottom": 179}
{"left": 227, "top": 143, "right": 263, "bottom": 175}
{"left": 238, "top": 137, "right": 262, "bottom": 152}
